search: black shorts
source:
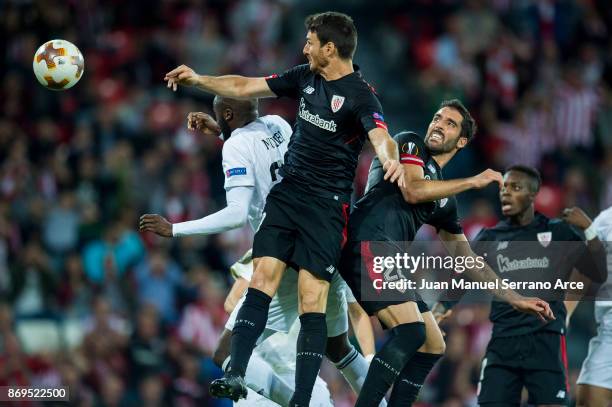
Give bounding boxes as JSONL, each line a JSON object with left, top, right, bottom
{"left": 478, "top": 331, "right": 569, "bottom": 406}
{"left": 252, "top": 180, "right": 349, "bottom": 282}
{"left": 339, "top": 240, "right": 429, "bottom": 316}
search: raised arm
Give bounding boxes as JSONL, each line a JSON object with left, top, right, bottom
{"left": 164, "top": 64, "right": 275, "bottom": 99}
{"left": 400, "top": 166, "right": 503, "bottom": 204}
{"left": 437, "top": 230, "right": 554, "bottom": 321}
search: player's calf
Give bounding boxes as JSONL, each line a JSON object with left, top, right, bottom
{"left": 213, "top": 329, "right": 231, "bottom": 369}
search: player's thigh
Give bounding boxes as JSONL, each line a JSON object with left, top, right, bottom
{"left": 375, "top": 301, "right": 424, "bottom": 329}
{"left": 577, "top": 335, "right": 612, "bottom": 402}
{"left": 291, "top": 196, "right": 348, "bottom": 282}
{"left": 576, "top": 384, "right": 612, "bottom": 407}
{"left": 477, "top": 362, "right": 523, "bottom": 406}
{"left": 250, "top": 256, "right": 287, "bottom": 296}
{"left": 418, "top": 310, "right": 446, "bottom": 354}
{"left": 523, "top": 369, "right": 568, "bottom": 406}
{"left": 298, "top": 268, "right": 331, "bottom": 314}
{"left": 252, "top": 183, "right": 297, "bottom": 264}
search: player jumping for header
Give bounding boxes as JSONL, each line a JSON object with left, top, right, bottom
{"left": 164, "top": 12, "right": 403, "bottom": 405}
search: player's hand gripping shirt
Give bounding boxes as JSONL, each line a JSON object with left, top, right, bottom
{"left": 348, "top": 131, "right": 463, "bottom": 243}
{"left": 266, "top": 64, "right": 386, "bottom": 201}
{"left": 222, "top": 115, "right": 292, "bottom": 232}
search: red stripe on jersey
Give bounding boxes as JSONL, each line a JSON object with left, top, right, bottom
{"left": 361, "top": 241, "right": 381, "bottom": 294}
{"left": 340, "top": 203, "right": 349, "bottom": 248}
{"left": 374, "top": 119, "right": 387, "bottom": 131}
{"left": 400, "top": 154, "right": 424, "bottom": 167}
{"left": 560, "top": 334, "right": 569, "bottom": 392}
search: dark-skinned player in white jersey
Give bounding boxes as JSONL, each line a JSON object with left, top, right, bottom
{"left": 339, "top": 99, "right": 555, "bottom": 406}
{"left": 165, "top": 12, "right": 403, "bottom": 406}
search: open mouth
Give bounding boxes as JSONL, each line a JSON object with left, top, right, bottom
{"left": 429, "top": 130, "right": 444, "bottom": 143}
{"left": 501, "top": 199, "right": 513, "bottom": 213}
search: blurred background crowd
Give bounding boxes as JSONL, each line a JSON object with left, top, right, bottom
{"left": 1, "top": 0, "right": 611, "bottom": 405}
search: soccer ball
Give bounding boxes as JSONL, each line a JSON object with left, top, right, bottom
{"left": 33, "top": 39, "right": 84, "bottom": 91}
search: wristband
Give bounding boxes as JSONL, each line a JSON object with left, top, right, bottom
{"left": 584, "top": 224, "right": 597, "bottom": 241}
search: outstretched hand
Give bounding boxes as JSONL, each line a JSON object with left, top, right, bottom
{"left": 139, "top": 214, "right": 173, "bottom": 237}
{"left": 164, "top": 64, "right": 200, "bottom": 91}
{"left": 470, "top": 169, "right": 503, "bottom": 189}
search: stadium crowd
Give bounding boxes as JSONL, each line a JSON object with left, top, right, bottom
{"left": 1, "top": 0, "right": 611, "bottom": 405}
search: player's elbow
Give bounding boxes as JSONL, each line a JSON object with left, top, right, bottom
{"left": 400, "top": 186, "right": 422, "bottom": 204}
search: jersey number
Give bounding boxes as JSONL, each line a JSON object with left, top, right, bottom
{"left": 269, "top": 160, "right": 284, "bottom": 182}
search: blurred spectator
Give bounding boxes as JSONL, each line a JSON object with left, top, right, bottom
{"left": 9, "top": 237, "right": 57, "bottom": 319}
{"left": 57, "top": 252, "right": 94, "bottom": 318}
{"left": 170, "top": 352, "right": 208, "bottom": 407}
{"left": 127, "top": 304, "right": 167, "bottom": 385}
{"left": 134, "top": 249, "right": 183, "bottom": 324}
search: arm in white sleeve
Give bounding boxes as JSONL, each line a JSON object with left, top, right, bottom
{"left": 172, "top": 186, "right": 254, "bottom": 236}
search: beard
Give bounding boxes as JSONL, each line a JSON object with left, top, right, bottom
{"left": 308, "top": 53, "right": 329, "bottom": 73}
{"left": 425, "top": 136, "right": 457, "bottom": 155}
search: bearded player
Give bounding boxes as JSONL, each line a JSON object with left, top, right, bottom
{"left": 339, "top": 100, "right": 555, "bottom": 406}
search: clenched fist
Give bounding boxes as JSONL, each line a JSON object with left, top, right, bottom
{"left": 187, "top": 112, "right": 221, "bottom": 136}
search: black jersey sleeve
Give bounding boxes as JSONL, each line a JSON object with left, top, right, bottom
{"left": 394, "top": 131, "right": 428, "bottom": 168}
{"left": 431, "top": 197, "right": 463, "bottom": 235}
{"left": 353, "top": 88, "right": 387, "bottom": 133}
{"left": 265, "top": 64, "right": 309, "bottom": 99}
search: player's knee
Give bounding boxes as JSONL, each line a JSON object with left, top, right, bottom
{"left": 325, "top": 334, "right": 352, "bottom": 363}
{"left": 421, "top": 334, "right": 446, "bottom": 355}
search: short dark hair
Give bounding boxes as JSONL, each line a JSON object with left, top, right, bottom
{"left": 305, "top": 12, "right": 357, "bottom": 60}
{"left": 439, "top": 99, "right": 477, "bottom": 142}
{"left": 505, "top": 165, "right": 541, "bottom": 192}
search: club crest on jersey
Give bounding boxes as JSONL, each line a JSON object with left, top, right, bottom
{"left": 438, "top": 198, "right": 448, "bottom": 208}
{"left": 537, "top": 231, "right": 552, "bottom": 247}
{"left": 331, "top": 95, "right": 345, "bottom": 112}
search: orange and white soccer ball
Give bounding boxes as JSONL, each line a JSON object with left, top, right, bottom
{"left": 33, "top": 39, "right": 84, "bottom": 90}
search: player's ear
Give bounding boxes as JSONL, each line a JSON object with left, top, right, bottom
{"left": 457, "top": 136, "right": 468, "bottom": 149}
{"left": 224, "top": 108, "right": 233, "bottom": 122}
{"left": 324, "top": 42, "right": 335, "bottom": 57}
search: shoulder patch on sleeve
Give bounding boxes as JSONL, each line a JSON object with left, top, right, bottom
{"left": 226, "top": 167, "right": 247, "bottom": 177}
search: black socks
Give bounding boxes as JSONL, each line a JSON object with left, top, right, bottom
{"left": 389, "top": 352, "right": 443, "bottom": 406}
{"left": 228, "top": 288, "right": 272, "bottom": 377}
{"left": 355, "top": 322, "right": 426, "bottom": 407}
{"left": 289, "top": 312, "right": 327, "bottom": 407}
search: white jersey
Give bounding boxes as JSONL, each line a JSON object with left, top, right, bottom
{"left": 222, "top": 115, "right": 291, "bottom": 233}
{"left": 593, "top": 206, "right": 612, "bottom": 331}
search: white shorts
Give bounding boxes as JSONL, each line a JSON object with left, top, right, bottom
{"left": 577, "top": 329, "right": 612, "bottom": 390}
{"left": 226, "top": 270, "right": 349, "bottom": 338}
